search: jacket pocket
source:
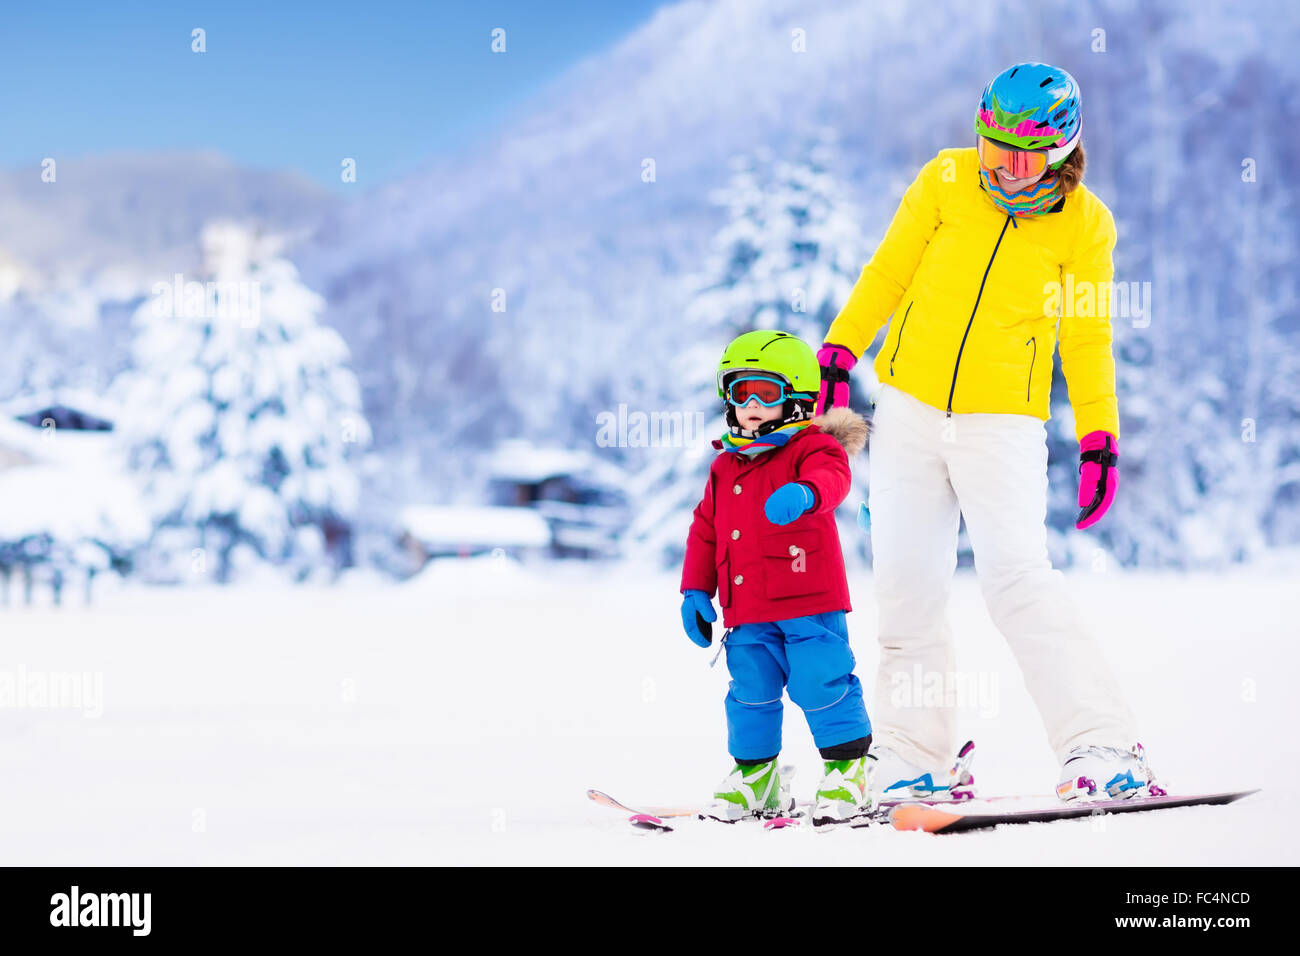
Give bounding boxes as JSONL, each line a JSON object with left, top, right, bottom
{"left": 759, "top": 529, "right": 826, "bottom": 600}
{"left": 889, "top": 302, "right": 913, "bottom": 377}
{"left": 716, "top": 554, "right": 731, "bottom": 607}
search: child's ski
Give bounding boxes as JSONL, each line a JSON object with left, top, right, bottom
{"left": 888, "top": 788, "right": 1260, "bottom": 834}
{"left": 590, "top": 763, "right": 804, "bottom": 822}
{"left": 628, "top": 813, "right": 675, "bottom": 832}
{"left": 622, "top": 809, "right": 804, "bottom": 833}
{"left": 586, "top": 789, "right": 699, "bottom": 819}
{"left": 588, "top": 786, "right": 1004, "bottom": 826}
{"left": 764, "top": 816, "right": 801, "bottom": 830}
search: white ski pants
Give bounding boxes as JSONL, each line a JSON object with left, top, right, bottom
{"left": 867, "top": 384, "right": 1137, "bottom": 769}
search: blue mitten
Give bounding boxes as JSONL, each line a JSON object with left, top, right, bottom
{"left": 764, "top": 482, "right": 815, "bottom": 526}
{"left": 680, "top": 590, "right": 717, "bottom": 647}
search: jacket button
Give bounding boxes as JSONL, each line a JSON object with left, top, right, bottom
{"left": 731, "top": 529, "right": 741, "bottom": 540}
{"left": 733, "top": 574, "right": 743, "bottom": 586}
{"left": 733, "top": 484, "right": 742, "bottom": 495}
{"left": 788, "top": 545, "right": 800, "bottom": 556}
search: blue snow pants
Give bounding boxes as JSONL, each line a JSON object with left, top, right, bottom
{"left": 724, "top": 611, "right": 871, "bottom": 762}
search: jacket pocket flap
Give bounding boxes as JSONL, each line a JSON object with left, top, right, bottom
{"left": 758, "top": 529, "right": 823, "bottom": 558}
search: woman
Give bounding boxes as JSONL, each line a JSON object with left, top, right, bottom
{"left": 816, "top": 63, "right": 1159, "bottom": 802}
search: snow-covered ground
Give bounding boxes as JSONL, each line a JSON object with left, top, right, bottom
{"left": 1, "top": 557, "right": 1294, "bottom": 865}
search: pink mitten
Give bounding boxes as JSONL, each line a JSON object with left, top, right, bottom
{"left": 1076, "top": 431, "right": 1119, "bottom": 530}
{"left": 815, "top": 343, "right": 857, "bottom": 415}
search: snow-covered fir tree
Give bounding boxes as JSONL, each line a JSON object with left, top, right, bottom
{"left": 624, "top": 132, "right": 870, "bottom": 563}
{"left": 118, "top": 222, "right": 371, "bottom": 582}
{"left": 687, "top": 130, "right": 869, "bottom": 345}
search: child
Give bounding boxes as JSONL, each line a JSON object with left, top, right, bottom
{"left": 680, "top": 330, "right": 873, "bottom": 825}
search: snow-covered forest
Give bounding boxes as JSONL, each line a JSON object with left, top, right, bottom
{"left": 1, "top": 0, "right": 1297, "bottom": 590}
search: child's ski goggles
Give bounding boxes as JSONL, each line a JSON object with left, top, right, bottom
{"left": 977, "top": 135, "right": 1050, "bottom": 180}
{"left": 726, "top": 375, "right": 790, "bottom": 407}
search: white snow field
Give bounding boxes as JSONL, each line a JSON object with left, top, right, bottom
{"left": 1, "top": 556, "right": 1295, "bottom": 866}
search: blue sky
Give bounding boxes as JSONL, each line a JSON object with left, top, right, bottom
{"left": 0, "top": 1, "right": 669, "bottom": 188}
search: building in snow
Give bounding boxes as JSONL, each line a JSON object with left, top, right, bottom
{"left": 0, "top": 390, "right": 147, "bottom": 604}
{"left": 398, "top": 505, "right": 552, "bottom": 571}
{"left": 486, "top": 441, "right": 629, "bottom": 559}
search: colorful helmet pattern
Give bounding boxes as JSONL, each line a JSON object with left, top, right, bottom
{"left": 975, "top": 63, "right": 1082, "bottom": 167}
{"left": 716, "top": 330, "right": 819, "bottom": 400}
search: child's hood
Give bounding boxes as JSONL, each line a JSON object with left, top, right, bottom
{"left": 809, "top": 407, "right": 870, "bottom": 456}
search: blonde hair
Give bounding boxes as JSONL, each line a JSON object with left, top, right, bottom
{"left": 1056, "top": 142, "right": 1085, "bottom": 193}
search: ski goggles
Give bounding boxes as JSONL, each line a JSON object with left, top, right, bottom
{"left": 977, "top": 135, "right": 1050, "bottom": 180}
{"left": 725, "top": 375, "right": 789, "bottom": 407}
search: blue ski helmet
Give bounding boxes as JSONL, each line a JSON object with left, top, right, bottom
{"left": 976, "top": 63, "right": 1082, "bottom": 168}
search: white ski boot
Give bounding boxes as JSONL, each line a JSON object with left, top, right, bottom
{"left": 867, "top": 740, "right": 977, "bottom": 804}
{"left": 811, "top": 757, "right": 873, "bottom": 827}
{"left": 703, "top": 759, "right": 796, "bottom": 822}
{"left": 1057, "top": 742, "right": 1164, "bottom": 801}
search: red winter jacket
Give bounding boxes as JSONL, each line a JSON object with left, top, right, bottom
{"left": 680, "top": 408, "right": 869, "bottom": 628}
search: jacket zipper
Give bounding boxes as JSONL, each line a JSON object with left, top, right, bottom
{"left": 946, "top": 214, "right": 1014, "bottom": 417}
{"left": 1025, "top": 336, "right": 1037, "bottom": 401}
{"left": 889, "top": 302, "right": 913, "bottom": 376}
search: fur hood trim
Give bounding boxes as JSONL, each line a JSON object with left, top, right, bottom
{"left": 810, "top": 407, "right": 869, "bottom": 456}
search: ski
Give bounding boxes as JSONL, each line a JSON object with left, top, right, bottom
{"left": 591, "top": 789, "right": 808, "bottom": 832}
{"left": 588, "top": 788, "right": 1015, "bottom": 821}
{"left": 622, "top": 809, "right": 805, "bottom": 833}
{"left": 588, "top": 788, "right": 816, "bottom": 822}
{"left": 586, "top": 789, "right": 699, "bottom": 819}
{"left": 764, "top": 816, "right": 801, "bottom": 830}
{"left": 628, "top": 813, "right": 675, "bottom": 832}
{"left": 889, "top": 788, "right": 1260, "bottom": 834}
{"left": 590, "top": 762, "right": 804, "bottom": 822}
{"left": 590, "top": 787, "right": 1004, "bottom": 833}
{"left": 593, "top": 741, "right": 985, "bottom": 829}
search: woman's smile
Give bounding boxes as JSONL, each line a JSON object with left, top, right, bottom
{"left": 994, "top": 166, "right": 1041, "bottom": 192}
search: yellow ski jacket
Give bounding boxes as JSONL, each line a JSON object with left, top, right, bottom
{"left": 827, "top": 147, "right": 1120, "bottom": 439}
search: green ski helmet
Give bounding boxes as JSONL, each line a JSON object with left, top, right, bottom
{"left": 716, "top": 330, "right": 820, "bottom": 432}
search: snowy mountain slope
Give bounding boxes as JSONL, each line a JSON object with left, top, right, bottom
{"left": 297, "top": 0, "right": 1300, "bottom": 564}
{"left": 0, "top": 560, "right": 1293, "bottom": 864}
{"left": 295, "top": 0, "right": 1012, "bottom": 455}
